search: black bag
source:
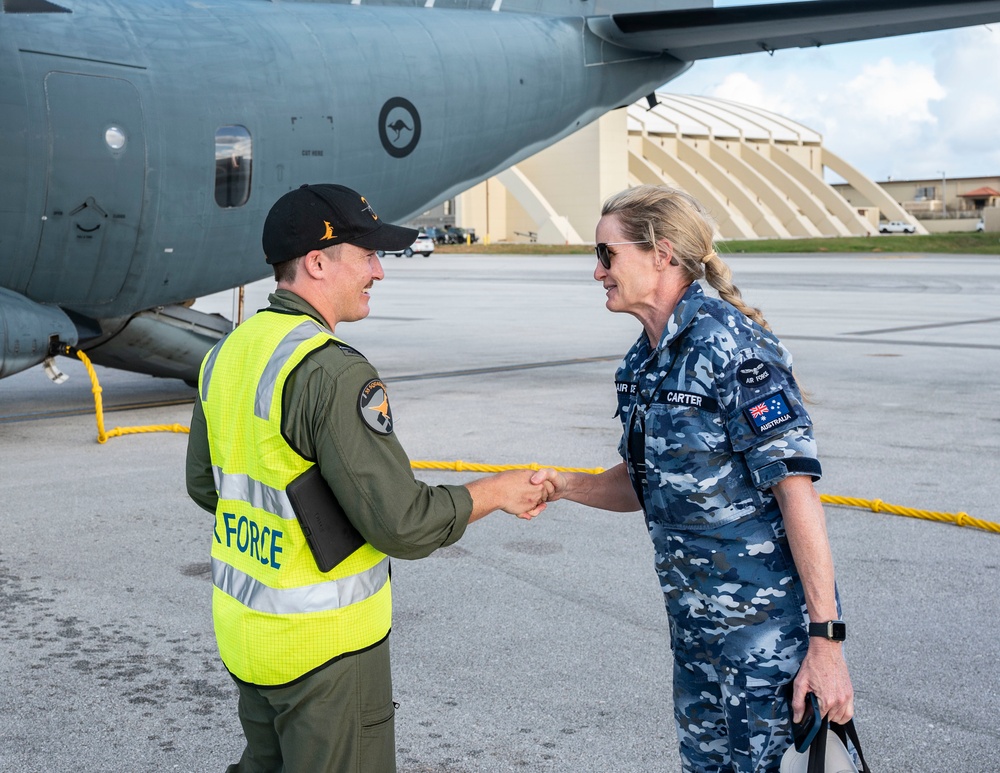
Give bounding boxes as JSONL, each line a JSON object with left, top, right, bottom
{"left": 808, "top": 718, "right": 870, "bottom": 773}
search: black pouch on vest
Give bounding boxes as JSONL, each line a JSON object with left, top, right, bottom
{"left": 286, "top": 467, "right": 366, "bottom": 573}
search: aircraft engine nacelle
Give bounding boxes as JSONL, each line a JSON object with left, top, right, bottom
{"left": 82, "top": 305, "right": 231, "bottom": 385}
{"left": 0, "top": 288, "right": 78, "bottom": 379}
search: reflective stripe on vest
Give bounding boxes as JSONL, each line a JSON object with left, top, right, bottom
{"left": 255, "top": 320, "right": 329, "bottom": 419}
{"left": 214, "top": 466, "right": 295, "bottom": 521}
{"left": 200, "top": 330, "right": 232, "bottom": 403}
{"left": 212, "top": 555, "right": 390, "bottom": 615}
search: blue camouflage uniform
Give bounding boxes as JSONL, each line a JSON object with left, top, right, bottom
{"left": 615, "top": 282, "right": 830, "bottom": 773}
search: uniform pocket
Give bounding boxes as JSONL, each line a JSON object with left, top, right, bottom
{"left": 643, "top": 404, "right": 756, "bottom": 527}
{"left": 357, "top": 641, "right": 397, "bottom": 772}
{"left": 359, "top": 699, "right": 396, "bottom": 773}
{"left": 743, "top": 679, "right": 794, "bottom": 771}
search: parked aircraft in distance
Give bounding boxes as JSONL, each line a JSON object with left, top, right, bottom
{"left": 2, "top": 0, "right": 999, "bottom": 383}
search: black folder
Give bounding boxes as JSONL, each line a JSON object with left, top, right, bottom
{"left": 286, "top": 467, "right": 366, "bottom": 573}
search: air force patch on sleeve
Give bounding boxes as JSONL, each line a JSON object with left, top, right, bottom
{"left": 743, "top": 389, "right": 796, "bottom": 434}
{"left": 358, "top": 379, "right": 393, "bottom": 435}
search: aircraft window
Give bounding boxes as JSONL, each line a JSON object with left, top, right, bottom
{"left": 215, "top": 125, "right": 252, "bottom": 208}
{"left": 105, "top": 126, "right": 126, "bottom": 151}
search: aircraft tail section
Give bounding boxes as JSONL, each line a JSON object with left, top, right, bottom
{"left": 588, "top": 0, "right": 1000, "bottom": 60}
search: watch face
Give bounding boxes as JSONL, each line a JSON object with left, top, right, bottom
{"left": 830, "top": 621, "right": 847, "bottom": 641}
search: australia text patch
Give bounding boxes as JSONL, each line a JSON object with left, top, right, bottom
{"left": 358, "top": 378, "right": 393, "bottom": 435}
{"left": 736, "top": 357, "right": 772, "bottom": 388}
{"left": 743, "top": 390, "right": 796, "bottom": 434}
{"left": 656, "top": 389, "right": 719, "bottom": 413}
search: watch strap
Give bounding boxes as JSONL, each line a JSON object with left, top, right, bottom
{"left": 808, "top": 620, "right": 847, "bottom": 641}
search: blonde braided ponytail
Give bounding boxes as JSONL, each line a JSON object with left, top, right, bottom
{"left": 602, "top": 186, "right": 771, "bottom": 331}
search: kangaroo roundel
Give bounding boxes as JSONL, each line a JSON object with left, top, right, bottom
{"left": 378, "top": 97, "right": 421, "bottom": 158}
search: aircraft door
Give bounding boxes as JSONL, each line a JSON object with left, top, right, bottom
{"left": 28, "top": 72, "right": 146, "bottom": 306}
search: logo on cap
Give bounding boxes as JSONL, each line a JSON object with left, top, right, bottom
{"left": 360, "top": 197, "right": 379, "bottom": 222}
{"left": 321, "top": 221, "right": 335, "bottom": 241}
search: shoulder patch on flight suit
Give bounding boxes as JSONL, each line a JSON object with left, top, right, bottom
{"left": 358, "top": 378, "right": 393, "bottom": 435}
{"left": 336, "top": 342, "right": 365, "bottom": 358}
{"left": 743, "top": 389, "right": 796, "bottom": 435}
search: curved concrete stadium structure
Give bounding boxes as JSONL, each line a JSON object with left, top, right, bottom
{"left": 452, "top": 92, "right": 926, "bottom": 243}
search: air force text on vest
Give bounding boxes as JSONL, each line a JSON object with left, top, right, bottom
{"left": 215, "top": 512, "right": 283, "bottom": 569}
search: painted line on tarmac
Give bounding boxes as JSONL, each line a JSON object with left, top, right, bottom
{"left": 845, "top": 316, "right": 1000, "bottom": 336}
{"left": 385, "top": 354, "right": 624, "bottom": 382}
{"left": 785, "top": 334, "right": 1000, "bottom": 351}
{"left": 0, "top": 397, "right": 195, "bottom": 424}
{"left": 0, "top": 357, "right": 623, "bottom": 423}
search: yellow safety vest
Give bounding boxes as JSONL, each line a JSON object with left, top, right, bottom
{"left": 198, "top": 310, "right": 391, "bottom": 686}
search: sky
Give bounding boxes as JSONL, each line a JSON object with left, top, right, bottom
{"left": 666, "top": 3, "right": 1000, "bottom": 183}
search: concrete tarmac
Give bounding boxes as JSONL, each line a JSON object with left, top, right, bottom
{"left": 1, "top": 253, "right": 998, "bottom": 772}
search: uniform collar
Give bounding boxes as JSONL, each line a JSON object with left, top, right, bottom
{"left": 654, "top": 282, "right": 705, "bottom": 352}
{"left": 268, "top": 289, "right": 331, "bottom": 331}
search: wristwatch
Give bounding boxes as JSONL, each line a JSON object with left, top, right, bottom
{"left": 808, "top": 620, "right": 847, "bottom": 641}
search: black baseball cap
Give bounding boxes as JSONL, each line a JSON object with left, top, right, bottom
{"left": 262, "top": 183, "right": 418, "bottom": 264}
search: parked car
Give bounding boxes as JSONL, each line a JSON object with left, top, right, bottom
{"left": 438, "top": 225, "right": 478, "bottom": 244}
{"left": 377, "top": 232, "right": 435, "bottom": 258}
{"left": 879, "top": 220, "right": 916, "bottom": 234}
{"left": 423, "top": 226, "right": 447, "bottom": 243}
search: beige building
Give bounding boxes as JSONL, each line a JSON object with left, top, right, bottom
{"left": 834, "top": 176, "right": 1000, "bottom": 233}
{"left": 419, "top": 92, "right": 949, "bottom": 243}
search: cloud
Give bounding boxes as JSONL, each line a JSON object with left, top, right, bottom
{"left": 669, "top": 26, "right": 1000, "bottom": 181}
{"left": 931, "top": 27, "right": 1000, "bottom": 164}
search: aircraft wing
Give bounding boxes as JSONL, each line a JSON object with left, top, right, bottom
{"left": 588, "top": 0, "right": 1000, "bottom": 60}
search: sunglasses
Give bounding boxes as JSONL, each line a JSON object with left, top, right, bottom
{"left": 594, "top": 241, "right": 648, "bottom": 270}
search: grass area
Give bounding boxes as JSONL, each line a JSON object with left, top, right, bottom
{"left": 720, "top": 232, "right": 1000, "bottom": 255}
{"left": 435, "top": 232, "right": 1000, "bottom": 256}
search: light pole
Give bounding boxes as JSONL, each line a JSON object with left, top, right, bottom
{"left": 939, "top": 170, "right": 947, "bottom": 216}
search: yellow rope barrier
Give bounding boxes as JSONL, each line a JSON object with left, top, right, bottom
{"left": 68, "top": 357, "right": 994, "bottom": 534}
{"left": 818, "top": 494, "right": 1000, "bottom": 535}
{"left": 410, "top": 460, "right": 606, "bottom": 475}
{"left": 411, "top": 460, "right": 999, "bottom": 535}
{"left": 75, "top": 350, "right": 190, "bottom": 444}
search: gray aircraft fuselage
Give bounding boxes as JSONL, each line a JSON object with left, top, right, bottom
{"left": 0, "top": 1, "right": 679, "bottom": 315}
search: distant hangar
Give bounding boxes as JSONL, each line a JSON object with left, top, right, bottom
{"left": 434, "top": 92, "right": 927, "bottom": 243}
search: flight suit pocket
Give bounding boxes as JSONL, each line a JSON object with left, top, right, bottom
{"left": 359, "top": 699, "right": 396, "bottom": 773}
{"left": 357, "top": 642, "right": 396, "bottom": 772}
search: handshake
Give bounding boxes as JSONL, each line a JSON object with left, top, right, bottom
{"left": 467, "top": 468, "right": 565, "bottom": 522}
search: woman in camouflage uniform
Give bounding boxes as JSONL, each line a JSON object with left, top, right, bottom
{"left": 533, "top": 186, "right": 854, "bottom": 772}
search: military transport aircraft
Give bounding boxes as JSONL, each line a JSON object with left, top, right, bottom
{"left": 2, "top": 0, "right": 999, "bottom": 383}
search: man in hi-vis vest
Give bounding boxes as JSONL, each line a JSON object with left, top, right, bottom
{"left": 186, "top": 184, "right": 550, "bottom": 773}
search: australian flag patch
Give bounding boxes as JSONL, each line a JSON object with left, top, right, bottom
{"left": 744, "top": 390, "right": 796, "bottom": 434}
